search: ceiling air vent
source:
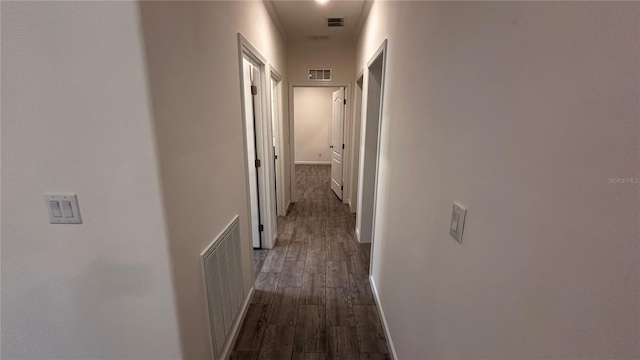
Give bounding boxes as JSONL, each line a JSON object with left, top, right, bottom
{"left": 308, "top": 69, "right": 332, "bottom": 81}
{"left": 327, "top": 18, "right": 345, "bottom": 27}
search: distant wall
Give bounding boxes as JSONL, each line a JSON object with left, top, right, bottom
{"left": 294, "top": 87, "right": 339, "bottom": 164}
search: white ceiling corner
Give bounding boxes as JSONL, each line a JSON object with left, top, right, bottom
{"left": 263, "top": 0, "right": 289, "bottom": 42}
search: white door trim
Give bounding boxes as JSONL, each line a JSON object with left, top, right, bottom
{"left": 355, "top": 39, "right": 387, "bottom": 277}
{"left": 237, "top": 34, "right": 277, "bottom": 250}
{"left": 349, "top": 71, "right": 365, "bottom": 213}
{"left": 268, "top": 67, "right": 287, "bottom": 219}
{"left": 367, "top": 40, "right": 387, "bottom": 276}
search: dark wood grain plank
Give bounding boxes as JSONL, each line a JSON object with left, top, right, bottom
{"left": 353, "top": 305, "right": 388, "bottom": 353}
{"left": 254, "top": 249, "right": 269, "bottom": 261}
{"left": 327, "top": 242, "right": 348, "bottom": 262}
{"left": 325, "top": 227, "right": 348, "bottom": 243}
{"left": 278, "top": 218, "right": 295, "bottom": 236}
{"left": 252, "top": 272, "right": 279, "bottom": 304}
{"left": 326, "top": 287, "right": 354, "bottom": 327}
{"left": 360, "top": 243, "right": 372, "bottom": 262}
{"left": 291, "top": 226, "right": 311, "bottom": 243}
{"left": 293, "top": 353, "right": 327, "bottom": 360}
{"left": 261, "top": 250, "right": 287, "bottom": 273}
{"left": 278, "top": 261, "right": 305, "bottom": 288}
{"left": 254, "top": 260, "right": 265, "bottom": 279}
{"left": 235, "top": 304, "right": 271, "bottom": 351}
{"left": 349, "top": 273, "right": 374, "bottom": 305}
{"left": 304, "top": 258, "right": 326, "bottom": 275}
{"left": 257, "top": 325, "right": 295, "bottom": 360}
{"left": 300, "top": 273, "right": 326, "bottom": 305}
{"left": 306, "top": 249, "right": 326, "bottom": 263}
{"left": 269, "top": 287, "right": 300, "bottom": 326}
{"left": 230, "top": 351, "right": 258, "bottom": 360}
{"left": 326, "top": 261, "right": 349, "bottom": 288}
{"left": 327, "top": 326, "right": 359, "bottom": 360}
{"left": 287, "top": 242, "right": 308, "bottom": 261}
{"left": 273, "top": 234, "right": 291, "bottom": 250}
{"left": 360, "top": 353, "right": 392, "bottom": 360}
{"left": 307, "top": 238, "right": 326, "bottom": 253}
{"left": 346, "top": 253, "right": 369, "bottom": 275}
{"left": 293, "top": 305, "right": 326, "bottom": 353}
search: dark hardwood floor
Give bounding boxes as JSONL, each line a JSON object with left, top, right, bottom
{"left": 232, "top": 165, "right": 390, "bottom": 360}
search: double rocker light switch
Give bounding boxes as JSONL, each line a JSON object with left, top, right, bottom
{"left": 45, "top": 194, "right": 82, "bottom": 224}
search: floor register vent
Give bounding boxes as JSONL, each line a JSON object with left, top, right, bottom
{"left": 201, "top": 216, "right": 245, "bottom": 359}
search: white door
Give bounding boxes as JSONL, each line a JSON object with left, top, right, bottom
{"left": 270, "top": 78, "right": 279, "bottom": 215}
{"left": 243, "top": 60, "right": 263, "bottom": 248}
{"left": 331, "top": 87, "right": 345, "bottom": 199}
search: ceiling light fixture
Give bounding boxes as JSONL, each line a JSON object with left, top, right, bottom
{"left": 316, "top": 0, "right": 329, "bottom": 4}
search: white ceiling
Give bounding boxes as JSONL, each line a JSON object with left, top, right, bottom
{"left": 266, "top": 0, "right": 368, "bottom": 42}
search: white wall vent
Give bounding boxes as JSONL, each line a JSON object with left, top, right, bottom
{"left": 201, "top": 216, "right": 245, "bottom": 359}
{"left": 308, "top": 69, "right": 332, "bottom": 81}
{"left": 327, "top": 17, "right": 345, "bottom": 27}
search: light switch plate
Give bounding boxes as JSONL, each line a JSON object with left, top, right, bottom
{"left": 45, "top": 194, "right": 82, "bottom": 224}
{"left": 450, "top": 202, "right": 466, "bottom": 243}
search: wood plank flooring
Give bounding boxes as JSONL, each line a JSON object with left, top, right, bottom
{"left": 234, "top": 165, "right": 389, "bottom": 360}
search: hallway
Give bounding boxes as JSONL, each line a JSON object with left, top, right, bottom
{"left": 232, "top": 165, "right": 388, "bottom": 360}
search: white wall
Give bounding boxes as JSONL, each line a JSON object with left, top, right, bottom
{"left": 139, "top": 1, "right": 287, "bottom": 358}
{"left": 1, "top": 2, "right": 182, "bottom": 358}
{"left": 356, "top": 1, "right": 640, "bottom": 358}
{"left": 294, "top": 87, "right": 338, "bottom": 164}
{"left": 288, "top": 41, "right": 355, "bottom": 85}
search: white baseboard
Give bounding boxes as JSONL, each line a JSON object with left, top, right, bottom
{"left": 220, "top": 286, "right": 255, "bottom": 360}
{"left": 295, "top": 161, "right": 331, "bottom": 165}
{"left": 370, "top": 277, "right": 398, "bottom": 360}
{"left": 285, "top": 201, "right": 291, "bottom": 215}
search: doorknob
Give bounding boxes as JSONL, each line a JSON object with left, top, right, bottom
{"left": 329, "top": 145, "right": 334, "bottom": 148}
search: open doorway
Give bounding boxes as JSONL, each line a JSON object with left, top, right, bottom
{"left": 356, "top": 40, "right": 387, "bottom": 275}
{"left": 290, "top": 86, "right": 347, "bottom": 201}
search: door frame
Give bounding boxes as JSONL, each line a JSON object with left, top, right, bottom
{"left": 348, "top": 71, "right": 365, "bottom": 213}
{"left": 268, "top": 68, "right": 287, "bottom": 217}
{"left": 237, "top": 34, "right": 277, "bottom": 250}
{"left": 288, "top": 83, "right": 351, "bottom": 204}
{"left": 355, "top": 40, "right": 387, "bottom": 277}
